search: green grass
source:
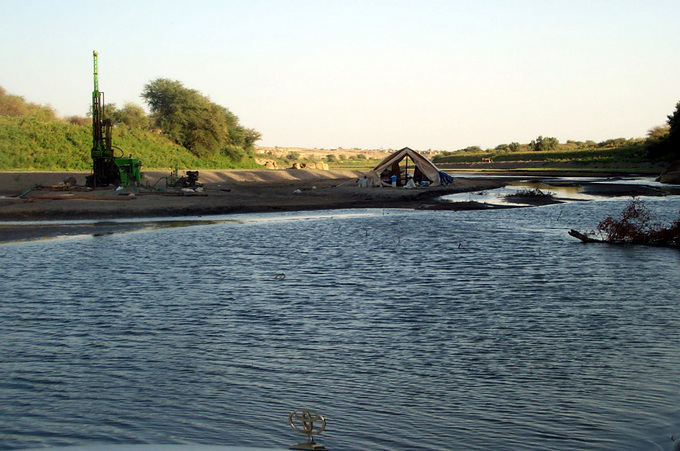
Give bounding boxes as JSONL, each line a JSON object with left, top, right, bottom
{"left": 0, "top": 116, "right": 259, "bottom": 170}
{"left": 331, "top": 159, "right": 381, "bottom": 170}
{"left": 0, "top": 113, "right": 666, "bottom": 173}
{"left": 432, "top": 142, "right": 649, "bottom": 165}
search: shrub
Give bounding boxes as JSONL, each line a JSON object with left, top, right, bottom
{"left": 505, "top": 188, "right": 554, "bottom": 198}
{"left": 596, "top": 198, "right": 680, "bottom": 247}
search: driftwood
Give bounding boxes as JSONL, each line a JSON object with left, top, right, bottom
{"left": 568, "top": 229, "right": 680, "bottom": 248}
{"left": 568, "top": 229, "right": 604, "bottom": 243}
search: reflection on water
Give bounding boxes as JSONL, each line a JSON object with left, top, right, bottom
{"left": 443, "top": 176, "right": 680, "bottom": 206}
{"left": 443, "top": 180, "right": 601, "bottom": 206}
{"left": 1, "top": 197, "right": 679, "bottom": 451}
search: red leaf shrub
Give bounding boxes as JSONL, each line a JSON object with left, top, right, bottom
{"left": 596, "top": 198, "right": 680, "bottom": 247}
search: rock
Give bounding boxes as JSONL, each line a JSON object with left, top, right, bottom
{"left": 255, "top": 158, "right": 278, "bottom": 169}
{"left": 657, "top": 160, "right": 680, "bottom": 184}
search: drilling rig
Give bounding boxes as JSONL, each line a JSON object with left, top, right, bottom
{"left": 86, "top": 51, "right": 142, "bottom": 188}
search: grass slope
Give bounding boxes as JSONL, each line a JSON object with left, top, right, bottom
{"left": 0, "top": 116, "right": 259, "bottom": 171}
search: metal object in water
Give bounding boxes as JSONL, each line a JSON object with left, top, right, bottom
{"left": 288, "top": 409, "right": 327, "bottom": 450}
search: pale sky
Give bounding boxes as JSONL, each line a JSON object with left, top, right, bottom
{"left": 1, "top": 0, "right": 679, "bottom": 151}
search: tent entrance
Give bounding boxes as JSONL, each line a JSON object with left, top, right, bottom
{"left": 380, "top": 156, "right": 423, "bottom": 187}
{"left": 369, "top": 147, "right": 451, "bottom": 187}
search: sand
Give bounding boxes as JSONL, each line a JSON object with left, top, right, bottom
{"left": 0, "top": 169, "right": 511, "bottom": 243}
{"left": 1, "top": 168, "right": 675, "bottom": 243}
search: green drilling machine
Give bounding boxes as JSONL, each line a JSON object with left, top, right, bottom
{"left": 86, "top": 51, "right": 142, "bottom": 188}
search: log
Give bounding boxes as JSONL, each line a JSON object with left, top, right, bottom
{"left": 568, "top": 229, "right": 603, "bottom": 243}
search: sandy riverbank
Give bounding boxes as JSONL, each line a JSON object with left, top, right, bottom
{"left": 0, "top": 169, "right": 674, "bottom": 243}
{"left": 0, "top": 169, "right": 511, "bottom": 220}
{"left": 0, "top": 169, "right": 512, "bottom": 243}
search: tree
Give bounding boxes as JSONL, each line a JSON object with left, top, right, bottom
{"left": 647, "top": 125, "right": 670, "bottom": 141}
{"left": 647, "top": 101, "right": 680, "bottom": 161}
{"left": 66, "top": 115, "right": 89, "bottom": 126}
{"left": 141, "top": 78, "right": 260, "bottom": 158}
{"left": 667, "top": 101, "right": 680, "bottom": 150}
{"left": 529, "top": 135, "right": 559, "bottom": 151}
{"left": 142, "top": 79, "right": 223, "bottom": 156}
{"left": 0, "top": 87, "right": 29, "bottom": 117}
{"left": 242, "top": 128, "right": 262, "bottom": 150}
{"left": 462, "top": 146, "right": 482, "bottom": 152}
{"left": 0, "top": 86, "right": 56, "bottom": 121}
{"left": 111, "top": 102, "right": 149, "bottom": 129}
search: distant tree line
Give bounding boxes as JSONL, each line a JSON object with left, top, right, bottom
{"left": 433, "top": 101, "right": 679, "bottom": 163}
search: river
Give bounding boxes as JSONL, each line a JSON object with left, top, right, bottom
{"left": 1, "top": 192, "right": 679, "bottom": 450}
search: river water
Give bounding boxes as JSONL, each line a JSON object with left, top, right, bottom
{"left": 1, "top": 192, "right": 679, "bottom": 450}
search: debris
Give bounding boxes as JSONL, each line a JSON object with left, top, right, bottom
{"left": 568, "top": 198, "right": 680, "bottom": 248}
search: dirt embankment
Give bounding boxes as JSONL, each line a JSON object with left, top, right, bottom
{"left": 0, "top": 169, "right": 509, "bottom": 223}
{"left": 3, "top": 167, "right": 676, "bottom": 243}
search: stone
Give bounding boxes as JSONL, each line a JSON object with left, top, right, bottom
{"left": 657, "top": 160, "right": 680, "bottom": 184}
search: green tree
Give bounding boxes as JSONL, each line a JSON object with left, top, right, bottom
{"left": 66, "top": 115, "right": 89, "bottom": 126}
{"left": 647, "top": 101, "right": 680, "bottom": 161}
{"left": 647, "top": 125, "right": 669, "bottom": 141}
{"left": 111, "top": 102, "right": 149, "bottom": 129}
{"left": 141, "top": 78, "right": 260, "bottom": 158}
{"left": 0, "top": 86, "right": 57, "bottom": 121}
{"left": 529, "top": 135, "right": 559, "bottom": 151}
{"left": 0, "top": 87, "right": 29, "bottom": 117}
{"left": 242, "top": 128, "right": 262, "bottom": 150}
{"left": 508, "top": 142, "right": 521, "bottom": 152}
{"left": 142, "top": 79, "right": 226, "bottom": 156}
{"left": 667, "top": 101, "right": 680, "bottom": 149}
{"left": 462, "top": 146, "right": 482, "bottom": 152}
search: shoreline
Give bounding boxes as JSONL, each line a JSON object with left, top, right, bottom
{"left": 1, "top": 169, "right": 676, "bottom": 244}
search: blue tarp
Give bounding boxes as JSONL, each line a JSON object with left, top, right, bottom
{"left": 439, "top": 171, "right": 454, "bottom": 185}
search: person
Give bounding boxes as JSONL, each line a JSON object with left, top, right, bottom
{"left": 404, "top": 176, "right": 416, "bottom": 189}
{"left": 413, "top": 167, "right": 423, "bottom": 184}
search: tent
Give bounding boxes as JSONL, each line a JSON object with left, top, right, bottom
{"left": 368, "top": 147, "right": 453, "bottom": 187}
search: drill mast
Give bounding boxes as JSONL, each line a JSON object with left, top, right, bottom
{"left": 86, "top": 51, "right": 141, "bottom": 188}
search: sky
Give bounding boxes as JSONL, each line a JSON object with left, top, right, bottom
{"left": 1, "top": 0, "right": 679, "bottom": 151}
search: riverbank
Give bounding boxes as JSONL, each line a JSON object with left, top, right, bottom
{"left": 0, "top": 169, "right": 511, "bottom": 220}
{"left": 0, "top": 169, "right": 509, "bottom": 243}
{"left": 1, "top": 169, "right": 676, "bottom": 244}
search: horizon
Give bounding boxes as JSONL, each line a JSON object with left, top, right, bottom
{"left": 1, "top": 0, "right": 679, "bottom": 152}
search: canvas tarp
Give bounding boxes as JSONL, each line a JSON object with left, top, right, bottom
{"left": 369, "top": 147, "right": 450, "bottom": 187}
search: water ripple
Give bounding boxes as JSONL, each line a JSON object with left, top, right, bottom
{"left": 1, "top": 201, "right": 679, "bottom": 450}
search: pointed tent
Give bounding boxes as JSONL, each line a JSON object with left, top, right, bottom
{"left": 369, "top": 147, "right": 452, "bottom": 187}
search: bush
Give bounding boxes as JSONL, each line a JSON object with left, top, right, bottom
{"left": 506, "top": 188, "right": 554, "bottom": 198}
{"left": 66, "top": 116, "right": 89, "bottom": 126}
{"left": 596, "top": 198, "right": 680, "bottom": 247}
